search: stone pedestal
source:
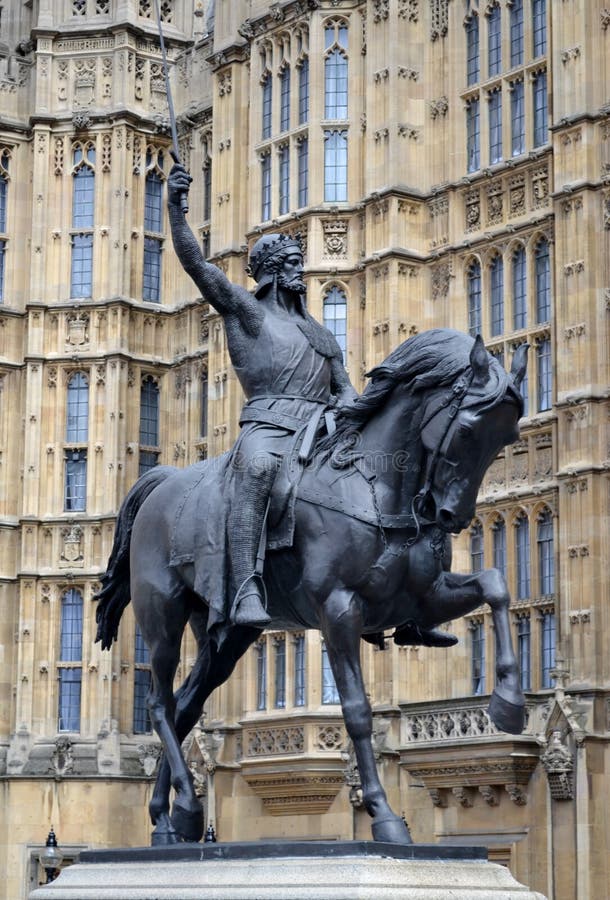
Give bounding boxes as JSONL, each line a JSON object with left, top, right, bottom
{"left": 30, "top": 841, "right": 547, "bottom": 900}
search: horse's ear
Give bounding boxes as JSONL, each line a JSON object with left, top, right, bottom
{"left": 510, "top": 342, "right": 529, "bottom": 388}
{"left": 469, "top": 334, "right": 489, "bottom": 386}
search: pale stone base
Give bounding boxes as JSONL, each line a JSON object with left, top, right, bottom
{"left": 30, "top": 842, "right": 547, "bottom": 900}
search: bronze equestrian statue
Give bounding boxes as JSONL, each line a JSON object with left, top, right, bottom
{"left": 95, "top": 164, "right": 529, "bottom": 846}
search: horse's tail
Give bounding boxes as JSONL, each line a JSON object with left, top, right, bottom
{"left": 94, "top": 466, "right": 176, "bottom": 650}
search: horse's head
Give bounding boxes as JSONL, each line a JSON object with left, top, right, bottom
{"left": 416, "top": 337, "right": 528, "bottom": 533}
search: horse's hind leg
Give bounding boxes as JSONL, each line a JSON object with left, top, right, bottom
{"left": 150, "top": 610, "right": 261, "bottom": 844}
{"left": 421, "top": 569, "right": 525, "bottom": 734}
{"left": 321, "top": 588, "right": 411, "bottom": 845}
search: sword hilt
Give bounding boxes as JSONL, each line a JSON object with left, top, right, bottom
{"left": 170, "top": 149, "right": 189, "bottom": 215}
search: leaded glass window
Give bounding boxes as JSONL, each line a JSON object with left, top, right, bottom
{"left": 298, "top": 58, "right": 309, "bottom": 124}
{"left": 510, "top": 0, "right": 524, "bottom": 67}
{"left": 294, "top": 635, "right": 305, "bottom": 706}
{"left": 324, "top": 23, "right": 348, "bottom": 119}
{"left": 536, "top": 338, "right": 552, "bottom": 412}
{"left": 279, "top": 145, "right": 290, "bottom": 215}
{"left": 535, "top": 238, "right": 551, "bottom": 322}
{"left": 517, "top": 616, "right": 531, "bottom": 690}
{"left": 467, "top": 98, "right": 480, "bottom": 173}
{"left": 490, "top": 255, "right": 504, "bottom": 336}
{"left": 467, "top": 260, "right": 482, "bottom": 336}
{"left": 297, "top": 138, "right": 308, "bottom": 208}
{"left": 541, "top": 610, "right": 555, "bottom": 689}
{"left": 143, "top": 158, "right": 164, "bottom": 303}
{"left": 321, "top": 644, "right": 340, "bottom": 704}
{"left": 280, "top": 68, "right": 290, "bottom": 132}
{"left": 256, "top": 641, "right": 267, "bottom": 710}
{"left": 515, "top": 515, "right": 530, "bottom": 600}
{"left": 511, "top": 80, "right": 525, "bottom": 156}
{"left": 262, "top": 75, "right": 272, "bottom": 139}
{"left": 261, "top": 153, "right": 271, "bottom": 220}
{"left": 489, "top": 89, "right": 503, "bottom": 164}
{"left": 71, "top": 145, "right": 95, "bottom": 298}
{"left": 466, "top": 16, "right": 479, "bottom": 85}
{"left": 200, "top": 370, "right": 208, "bottom": 437}
{"left": 532, "top": 0, "right": 547, "bottom": 57}
{"left": 538, "top": 509, "right": 554, "bottom": 596}
{"left": 274, "top": 639, "right": 286, "bottom": 708}
{"left": 133, "top": 624, "right": 152, "bottom": 734}
{"left": 533, "top": 71, "right": 548, "bottom": 148}
{"left": 470, "top": 522, "right": 484, "bottom": 573}
{"left": 471, "top": 621, "right": 486, "bottom": 695}
{"left": 323, "top": 286, "right": 347, "bottom": 362}
{"left": 513, "top": 246, "right": 527, "bottom": 329}
{"left": 492, "top": 519, "right": 507, "bottom": 579}
{"left": 488, "top": 5, "right": 501, "bottom": 77}
{"left": 66, "top": 372, "right": 89, "bottom": 443}
{"left": 58, "top": 589, "right": 83, "bottom": 732}
{"left": 139, "top": 376, "right": 160, "bottom": 474}
{"left": 324, "top": 130, "right": 347, "bottom": 202}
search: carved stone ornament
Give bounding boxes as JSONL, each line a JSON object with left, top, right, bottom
{"left": 138, "top": 742, "right": 162, "bottom": 776}
{"left": 322, "top": 219, "right": 348, "bottom": 257}
{"left": 66, "top": 312, "right": 90, "bottom": 347}
{"left": 50, "top": 736, "right": 75, "bottom": 777}
{"left": 60, "top": 524, "right": 84, "bottom": 567}
{"left": 540, "top": 731, "right": 574, "bottom": 800}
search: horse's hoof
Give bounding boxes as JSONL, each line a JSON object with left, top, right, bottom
{"left": 171, "top": 801, "right": 204, "bottom": 843}
{"left": 372, "top": 815, "right": 412, "bottom": 845}
{"left": 151, "top": 826, "right": 180, "bottom": 846}
{"left": 488, "top": 689, "right": 525, "bottom": 735}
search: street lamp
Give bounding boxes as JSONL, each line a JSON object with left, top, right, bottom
{"left": 39, "top": 827, "right": 63, "bottom": 884}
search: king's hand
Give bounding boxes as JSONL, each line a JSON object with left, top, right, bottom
{"left": 168, "top": 163, "right": 192, "bottom": 211}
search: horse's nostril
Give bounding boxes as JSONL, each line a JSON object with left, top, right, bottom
{"left": 438, "top": 508, "right": 456, "bottom": 529}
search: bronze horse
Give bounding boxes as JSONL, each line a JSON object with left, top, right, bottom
{"left": 95, "top": 329, "right": 528, "bottom": 846}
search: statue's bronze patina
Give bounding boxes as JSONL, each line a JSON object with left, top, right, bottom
{"left": 95, "top": 165, "right": 529, "bottom": 847}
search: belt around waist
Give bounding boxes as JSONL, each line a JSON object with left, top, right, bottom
{"left": 239, "top": 407, "right": 307, "bottom": 431}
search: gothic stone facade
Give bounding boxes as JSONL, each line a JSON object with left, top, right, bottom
{"left": 0, "top": 2, "right": 608, "bottom": 898}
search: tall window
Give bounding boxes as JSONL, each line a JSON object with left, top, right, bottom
{"left": 58, "top": 589, "right": 83, "bottom": 732}
{"left": 279, "top": 67, "right": 290, "bottom": 132}
{"left": 297, "top": 138, "right": 308, "bottom": 208}
{"left": 492, "top": 519, "right": 507, "bottom": 579}
{"left": 537, "top": 509, "right": 554, "bottom": 596}
{"left": 279, "top": 144, "right": 290, "bottom": 215}
{"left": 532, "top": 0, "right": 547, "bottom": 57}
{"left": 298, "top": 58, "right": 309, "bottom": 124}
{"left": 540, "top": 610, "right": 555, "bottom": 688}
{"left": 133, "top": 624, "right": 152, "bottom": 734}
{"left": 200, "top": 368, "right": 208, "bottom": 437}
{"left": 294, "top": 634, "right": 306, "bottom": 706}
{"left": 470, "top": 522, "right": 484, "bottom": 573}
{"left": 535, "top": 238, "right": 551, "bottom": 322}
{"left": 517, "top": 616, "right": 531, "bottom": 690}
{"left": 262, "top": 74, "right": 272, "bottom": 139}
{"left": 471, "top": 621, "right": 486, "bottom": 695}
{"left": 71, "top": 144, "right": 95, "bottom": 298}
{"left": 466, "top": 16, "right": 480, "bottom": 85}
{"left": 323, "top": 286, "right": 347, "bottom": 362}
{"left": 321, "top": 644, "right": 340, "bottom": 704}
{"left": 490, "top": 255, "right": 504, "bottom": 336}
{"left": 467, "top": 98, "right": 480, "bottom": 172}
{"left": 256, "top": 641, "right": 267, "bottom": 710}
{"left": 274, "top": 638, "right": 286, "bottom": 708}
{"left": 513, "top": 246, "right": 527, "bottom": 329}
{"left": 511, "top": 80, "right": 525, "bottom": 156}
{"left": 139, "top": 375, "right": 160, "bottom": 474}
{"left": 324, "top": 130, "right": 347, "bottom": 202}
{"left": 510, "top": 0, "right": 524, "bottom": 67}
{"left": 467, "top": 260, "right": 482, "bottom": 336}
{"left": 487, "top": 4, "right": 501, "bottom": 77}
{"left": 324, "top": 22, "right": 348, "bottom": 119}
{"left": 203, "top": 157, "right": 212, "bottom": 222}
{"left": 261, "top": 153, "right": 271, "bottom": 220}
{"left": 536, "top": 337, "right": 552, "bottom": 412}
{"left": 533, "top": 71, "right": 548, "bottom": 148}
{"left": 143, "top": 150, "right": 165, "bottom": 303}
{"left": 489, "top": 89, "right": 503, "bottom": 164}
{"left": 65, "top": 372, "right": 89, "bottom": 511}
{"left": 0, "top": 148, "right": 9, "bottom": 304}
{"left": 515, "top": 514, "right": 530, "bottom": 600}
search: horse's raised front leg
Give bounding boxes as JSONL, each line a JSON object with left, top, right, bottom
{"left": 321, "top": 588, "right": 411, "bottom": 845}
{"left": 421, "top": 568, "right": 525, "bottom": 734}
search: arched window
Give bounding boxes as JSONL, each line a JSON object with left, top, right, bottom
{"left": 532, "top": 0, "right": 547, "bottom": 57}
{"left": 466, "top": 15, "right": 479, "bottom": 85}
{"left": 274, "top": 638, "right": 286, "bottom": 709}
{"left": 279, "top": 66, "right": 290, "bottom": 132}
{"left": 65, "top": 372, "right": 89, "bottom": 511}
{"left": 512, "top": 246, "right": 527, "bottom": 329}
{"left": 200, "top": 368, "right": 208, "bottom": 437}
{"left": 324, "top": 21, "right": 348, "bottom": 119}
{"left": 133, "top": 624, "right": 152, "bottom": 734}
{"left": 467, "top": 260, "right": 482, "bottom": 336}
{"left": 323, "top": 130, "right": 347, "bottom": 202}
{"left": 58, "top": 589, "right": 83, "bottom": 732}
{"left": 467, "top": 97, "right": 480, "bottom": 172}
{"left": 0, "top": 148, "right": 9, "bottom": 303}
{"left": 298, "top": 57, "right": 309, "bottom": 124}
{"left": 470, "top": 521, "right": 484, "bottom": 573}
{"left": 537, "top": 509, "right": 554, "bottom": 596}
{"left": 279, "top": 144, "right": 290, "bottom": 215}
{"left": 510, "top": 0, "right": 524, "bottom": 67}
{"left": 139, "top": 376, "right": 160, "bottom": 474}
{"left": 143, "top": 149, "right": 165, "bottom": 303}
{"left": 512, "top": 344, "right": 528, "bottom": 416}
{"left": 71, "top": 143, "right": 95, "bottom": 298}
{"left": 293, "top": 634, "right": 306, "bottom": 706}
{"left": 323, "top": 286, "right": 347, "bottom": 362}
{"left": 535, "top": 238, "right": 551, "bottom": 322}
{"left": 492, "top": 519, "right": 506, "bottom": 579}
{"left": 515, "top": 514, "right": 530, "bottom": 600}
{"left": 487, "top": 4, "right": 501, "bottom": 77}
{"left": 321, "top": 643, "right": 340, "bottom": 704}
{"left": 488, "top": 88, "right": 502, "bottom": 164}
{"left": 517, "top": 615, "right": 531, "bottom": 690}
{"left": 536, "top": 337, "right": 552, "bottom": 412}
{"left": 471, "top": 620, "right": 486, "bottom": 695}
{"left": 533, "top": 71, "right": 548, "bottom": 147}
{"left": 511, "top": 80, "right": 525, "bottom": 156}
{"left": 490, "top": 255, "right": 504, "bottom": 336}
{"left": 256, "top": 641, "right": 267, "bottom": 710}
{"left": 540, "top": 610, "right": 555, "bottom": 688}
{"left": 261, "top": 73, "right": 272, "bottom": 139}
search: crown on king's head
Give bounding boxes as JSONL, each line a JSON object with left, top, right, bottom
{"left": 246, "top": 233, "right": 303, "bottom": 280}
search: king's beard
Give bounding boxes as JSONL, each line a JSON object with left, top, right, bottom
{"left": 277, "top": 272, "right": 307, "bottom": 294}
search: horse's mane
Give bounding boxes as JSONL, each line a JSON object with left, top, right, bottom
{"left": 328, "top": 328, "right": 522, "bottom": 449}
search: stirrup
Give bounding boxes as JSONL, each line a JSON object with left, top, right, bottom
{"left": 230, "top": 575, "right": 271, "bottom": 628}
{"left": 393, "top": 622, "right": 458, "bottom": 648}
